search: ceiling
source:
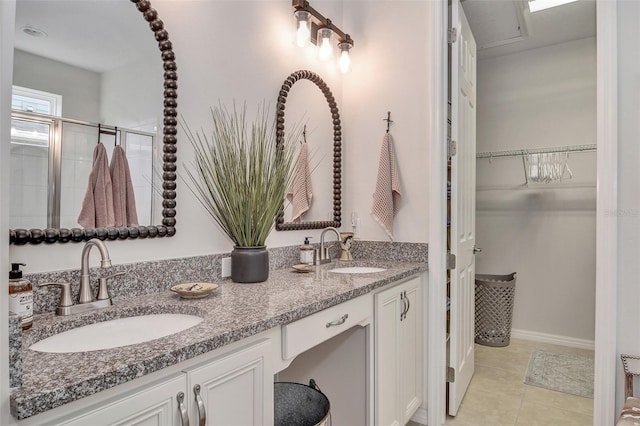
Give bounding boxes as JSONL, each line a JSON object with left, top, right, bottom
{"left": 462, "top": 0, "right": 596, "bottom": 60}
{"left": 14, "top": 0, "right": 158, "bottom": 74}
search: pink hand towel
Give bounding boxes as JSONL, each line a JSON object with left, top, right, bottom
{"left": 110, "top": 145, "right": 139, "bottom": 227}
{"left": 287, "top": 143, "right": 313, "bottom": 223}
{"left": 371, "top": 132, "right": 402, "bottom": 240}
{"left": 77, "top": 143, "right": 115, "bottom": 228}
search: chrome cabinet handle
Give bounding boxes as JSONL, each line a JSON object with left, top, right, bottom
{"left": 405, "top": 292, "right": 411, "bottom": 318}
{"left": 177, "top": 391, "right": 189, "bottom": 426}
{"left": 194, "top": 384, "right": 206, "bottom": 426}
{"left": 400, "top": 291, "right": 406, "bottom": 321}
{"left": 326, "top": 314, "right": 349, "bottom": 328}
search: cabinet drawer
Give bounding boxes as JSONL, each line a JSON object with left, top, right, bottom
{"left": 282, "top": 295, "right": 373, "bottom": 360}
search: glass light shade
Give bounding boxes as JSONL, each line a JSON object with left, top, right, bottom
{"left": 338, "top": 42, "right": 352, "bottom": 73}
{"left": 294, "top": 10, "right": 311, "bottom": 47}
{"left": 317, "top": 27, "right": 334, "bottom": 61}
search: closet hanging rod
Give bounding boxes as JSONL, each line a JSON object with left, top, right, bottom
{"left": 476, "top": 144, "right": 597, "bottom": 159}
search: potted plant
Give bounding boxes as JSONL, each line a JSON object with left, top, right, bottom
{"left": 182, "top": 103, "right": 299, "bottom": 283}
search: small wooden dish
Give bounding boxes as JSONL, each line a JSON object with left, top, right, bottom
{"left": 292, "top": 264, "right": 314, "bottom": 273}
{"left": 170, "top": 282, "right": 219, "bottom": 299}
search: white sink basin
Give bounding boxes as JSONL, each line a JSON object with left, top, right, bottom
{"left": 329, "top": 266, "right": 387, "bottom": 274}
{"left": 29, "top": 314, "right": 203, "bottom": 353}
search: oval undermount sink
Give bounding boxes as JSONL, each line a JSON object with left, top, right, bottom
{"left": 29, "top": 314, "right": 203, "bottom": 353}
{"left": 329, "top": 267, "right": 387, "bottom": 274}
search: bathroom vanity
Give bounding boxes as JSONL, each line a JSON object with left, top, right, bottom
{"left": 9, "top": 261, "right": 425, "bottom": 426}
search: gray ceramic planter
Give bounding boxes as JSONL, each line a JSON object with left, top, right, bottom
{"left": 231, "top": 246, "right": 269, "bottom": 283}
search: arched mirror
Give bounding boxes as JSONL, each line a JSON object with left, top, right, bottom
{"left": 9, "top": 0, "right": 177, "bottom": 245}
{"left": 275, "top": 70, "right": 342, "bottom": 231}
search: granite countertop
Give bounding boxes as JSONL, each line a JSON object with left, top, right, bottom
{"left": 10, "top": 259, "right": 426, "bottom": 420}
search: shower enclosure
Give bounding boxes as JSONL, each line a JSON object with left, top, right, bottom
{"left": 10, "top": 111, "right": 157, "bottom": 230}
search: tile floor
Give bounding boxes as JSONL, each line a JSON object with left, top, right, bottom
{"left": 409, "top": 338, "right": 594, "bottom": 426}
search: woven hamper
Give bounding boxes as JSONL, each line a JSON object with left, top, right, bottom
{"left": 475, "top": 273, "right": 517, "bottom": 347}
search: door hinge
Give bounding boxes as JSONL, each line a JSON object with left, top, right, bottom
{"left": 448, "top": 28, "right": 458, "bottom": 44}
{"left": 447, "top": 366, "right": 456, "bottom": 383}
{"left": 447, "top": 252, "right": 456, "bottom": 270}
{"left": 448, "top": 139, "right": 457, "bottom": 158}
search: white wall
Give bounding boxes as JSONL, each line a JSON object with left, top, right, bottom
{"left": 100, "top": 52, "right": 163, "bottom": 129}
{"left": 1, "top": 2, "right": 14, "bottom": 424}
{"left": 616, "top": 0, "right": 640, "bottom": 410}
{"left": 13, "top": 50, "right": 100, "bottom": 122}
{"left": 476, "top": 37, "right": 597, "bottom": 341}
{"left": 341, "top": 1, "right": 430, "bottom": 243}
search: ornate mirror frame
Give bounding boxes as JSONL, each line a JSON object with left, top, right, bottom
{"left": 275, "top": 70, "right": 342, "bottom": 231}
{"left": 9, "top": 0, "right": 178, "bottom": 245}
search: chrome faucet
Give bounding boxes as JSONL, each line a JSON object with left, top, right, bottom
{"left": 40, "top": 239, "right": 124, "bottom": 315}
{"left": 318, "top": 227, "right": 341, "bottom": 264}
{"left": 80, "top": 239, "right": 112, "bottom": 303}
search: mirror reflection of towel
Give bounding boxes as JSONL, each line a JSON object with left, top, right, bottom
{"left": 77, "top": 143, "right": 115, "bottom": 228}
{"left": 371, "top": 132, "right": 401, "bottom": 240}
{"left": 287, "top": 143, "right": 313, "bottom": 223}
{"left": 110, "top": 145, "right": 139, "bottom": 227}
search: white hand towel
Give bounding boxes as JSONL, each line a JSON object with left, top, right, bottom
{"left": 287, "top": 143, "right": 313, "bottom": 223}
{"left": 110, "top": 145, "right": 139, "bottom": 227}
{"left": 77, "top": 143, "right": 115, "bottom": 228}
{"left": 371, "top": 132, "right": 401, "bottom": 240}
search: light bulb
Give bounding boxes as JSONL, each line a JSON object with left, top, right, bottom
{"left": 296, "top": 21, "right": 310, "bottom": 47}
{"left": 338, "top": 49, "right": 350, "bottom": 73}
{"left": 294, "top": 11, "right": 311, "bottom": 47}
{"left": 338, "top": 40, "right": 352, "bottom": 73}
{"left": 317, "top": 28, "right": 333, "bottom": 61}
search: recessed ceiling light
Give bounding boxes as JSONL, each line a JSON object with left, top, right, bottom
{"left": 528, "top": 0, "right": 579, "bottom": 13}
{"left": 22, "top": 26, "right": 47, "bottom": 38}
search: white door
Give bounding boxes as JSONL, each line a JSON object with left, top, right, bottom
{"left": 448, "top": 0, "right": 477, "bottom": 417}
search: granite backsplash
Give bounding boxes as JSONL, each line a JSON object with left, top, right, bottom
{"left": 23, "top": 241, "right": 427, "bottom": 315}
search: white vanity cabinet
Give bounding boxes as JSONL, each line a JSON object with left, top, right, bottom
{"left": 375, "top": 276, "right": 423, "bottom": 426}
{"left": 13, "top": 331, "right": 278, "bottom": 426}
{"left": 184, "top": 338, "right": 274, "bottom": 426}
{"left": 59, "top": 374, "right": 187, "bottom": 426}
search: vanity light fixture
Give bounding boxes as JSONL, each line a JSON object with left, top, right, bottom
{"left": 292, "top": 0, "right": 354, "bottom": 73}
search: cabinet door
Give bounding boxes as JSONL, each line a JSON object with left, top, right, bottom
{"left": 375, "top": 276, "right": 423, "bottom": 426}
{"left": 399, "top": 278, "right": 422, "bottom": 424}
{"left": 375, "top": 284, "right": 402, "bottom": 426}
{"left": 60, "top": 374, "right": 187, "bottom": 426}
{"left": 186, "top": 339, "right": 273, "bottom": 426}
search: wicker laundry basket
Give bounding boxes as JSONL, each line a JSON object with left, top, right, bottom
{"left": 475, "top": 273, "right": 517, "bottom": 347}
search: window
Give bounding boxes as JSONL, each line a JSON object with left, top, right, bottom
{"left": 11, "top": 85, "right": 62, "bottom": 116}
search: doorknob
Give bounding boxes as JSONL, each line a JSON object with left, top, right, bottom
{"left": 473, "top": 246, "right": 482, "bottom": 254}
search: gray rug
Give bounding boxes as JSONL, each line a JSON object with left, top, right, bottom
{"left": 524, "top": 350, "right": 594, "bottom": 398}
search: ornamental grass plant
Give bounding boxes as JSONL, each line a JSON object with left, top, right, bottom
{"left": 182, "top": 103, "right": 300, "bottom": 247}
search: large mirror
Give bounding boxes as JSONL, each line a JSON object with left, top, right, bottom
{"left": 275, "top": 70, "right": 342, "bottom": 231}
{"left": 9, "top": 0, "right": 177, "bottom": 245}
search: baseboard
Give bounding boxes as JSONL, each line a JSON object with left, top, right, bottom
{"left": 510, "top": 328, "right": 595, "bottom": 350}
{"left": 411, "top": 407, "right": 428, "bottom": 425}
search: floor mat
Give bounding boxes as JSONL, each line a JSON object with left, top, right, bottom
{"left": 524, "top": 349, "right": 594, "bottom": 398}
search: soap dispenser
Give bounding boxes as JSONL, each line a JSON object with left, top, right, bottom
{"left": 299, "top": 237, "right": 314, "bottom": 265}
{"left": 9, "top": 263, "right": 33, "bottom": 330}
